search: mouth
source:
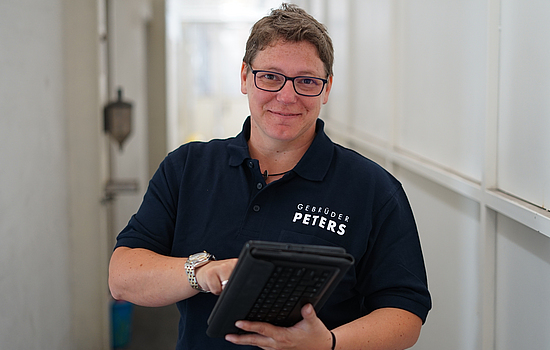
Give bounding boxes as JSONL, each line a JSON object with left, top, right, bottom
{"left": 269, "top": 110, "right": 301, "bottom": 118}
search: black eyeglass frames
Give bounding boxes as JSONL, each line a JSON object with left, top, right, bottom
{"left": 251, "top": 69, "right": 328, "bottom": 97}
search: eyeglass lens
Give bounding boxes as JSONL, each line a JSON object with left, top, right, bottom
{"left": 254, "top": 71, "right": 325, "bottom": 96}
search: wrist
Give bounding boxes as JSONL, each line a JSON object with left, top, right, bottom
{"left": 185, "top": 251, "right": 215, "bottom": 292}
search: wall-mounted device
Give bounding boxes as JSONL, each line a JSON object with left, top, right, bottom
{"left": 104, "top": 88, "right": 132, "bottom": 150}
{"left": 102, "top": 87, "right": 138, "bottom": 203}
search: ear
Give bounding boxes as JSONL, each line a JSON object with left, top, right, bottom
{"left": 240, "top": 62, "right": 249, "bottom": 95}
{"left": 322, "top": 75, "right": 333, "bottom": 105}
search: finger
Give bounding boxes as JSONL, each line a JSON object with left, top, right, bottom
{"left": 215, "top": 259, "right": 237, "bottom": 293}
{"left": 234, "top": 320, "right": 274, "bottom": 336}
{"left": 225, "top": 329, "right": 274, "bottom": 348}
{"left": 301, "top": 303, "right": 316, "bottom": 320}
{"left": 194, "top": 265, "right": 214, "bottom": 293}
{"left": 196, "top": 259, "right": 237, "bottom": 294}
{"left": 211, "top": 277, "right": 230, "bottom": 295}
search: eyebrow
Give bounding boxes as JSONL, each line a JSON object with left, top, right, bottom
{"left": 258, "top": 67, "right": 324, "bottom": 78}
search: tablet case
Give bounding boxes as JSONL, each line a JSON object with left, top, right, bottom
{"left": 206, "top": 240, "right": 354, "bottom": 338}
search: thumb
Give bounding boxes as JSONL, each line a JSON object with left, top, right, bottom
{"left": 301, "top": 303, "right": 317, "bottom": 321}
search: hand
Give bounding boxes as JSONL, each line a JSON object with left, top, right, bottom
{"left": 195, "top": 258, "right": 237, "bottom": 295}
{"left": 225, "top": 304, "right": 333, "bottom": 350}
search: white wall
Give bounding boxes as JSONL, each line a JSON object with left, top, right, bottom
{"left": 0, "top": 0, "right": 111, "bottom": 348}
{"left": 65, "top": 0, "right": 111, "bottom": 348}
{"left": 0, "top": 1, "right": 72, "bottom": 348}
{"left": 497, "top": 0, "right": 550, "bottom": 210}
{"left": 323, "top": 0, "right": 550, "bottom": 349}
{"left": 495, "top": 214, "right": 550, "bottom": 349}
{"left": 109, "top": 0, "right": 152, "bottom": 237}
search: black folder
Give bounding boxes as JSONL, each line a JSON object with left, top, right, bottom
{"left": 206, "top": 240, "right": 354, "bottom": 338}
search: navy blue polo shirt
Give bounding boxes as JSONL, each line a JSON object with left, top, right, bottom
{"left": 116, "top": 117, "right": 431, "bottom": 350}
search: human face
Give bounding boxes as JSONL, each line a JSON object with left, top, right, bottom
{"left": 241, "top": 40, "right": 332, "bottom": 147}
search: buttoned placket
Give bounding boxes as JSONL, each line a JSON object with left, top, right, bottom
{"left": 247, "top": 159, "right": 266, "bottom": 213}
{"left": 243, "top": 157, "right": 293, "bottom": 233}
{"left": 237, "top": 158, "right": 271, "bottom": 236}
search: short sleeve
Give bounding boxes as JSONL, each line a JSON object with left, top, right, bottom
{"left": 356, "top": 186, "right": 432, "bottom": 323}
{"left": 114, "top": 150, "right": 182, "bottom": 256}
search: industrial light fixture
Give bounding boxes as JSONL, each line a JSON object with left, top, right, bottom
{"left": 104, "top": 88, "right": 132, "bottom": 150}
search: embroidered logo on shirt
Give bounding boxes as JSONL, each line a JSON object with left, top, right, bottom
{"left": 292, "top": 203, "right": 350, "bottom": 236}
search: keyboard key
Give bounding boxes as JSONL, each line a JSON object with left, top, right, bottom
{"left": 245, "top": 264, "right": 334, "bottom": 324}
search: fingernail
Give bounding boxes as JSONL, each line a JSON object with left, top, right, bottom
{"left": 235, "top": 321, "right": 244, "bottom": 328}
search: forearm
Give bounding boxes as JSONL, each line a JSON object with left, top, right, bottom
{"left": 332, "top": 308, "right": 422, "bottom": 350}
{"left": 108, "top": 247, "right": 197, "bottom": 307}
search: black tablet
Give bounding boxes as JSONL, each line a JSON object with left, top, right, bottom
{"left": 206, "top": 240, "right": 354, "bottom": 338}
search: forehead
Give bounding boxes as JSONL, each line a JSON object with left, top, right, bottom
{"left": 252, "top": 40, "right": 325, "bottom": 76}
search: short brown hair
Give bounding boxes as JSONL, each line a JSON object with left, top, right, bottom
{"left": 243, "top": 3, "right": 334, "bottom": 77}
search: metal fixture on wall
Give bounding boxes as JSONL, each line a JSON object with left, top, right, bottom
{"left": 104, "top": 87, "right": 133, "bottom": 150}
{"left": 102, "top": 87, "right": 139, "bottom": 202}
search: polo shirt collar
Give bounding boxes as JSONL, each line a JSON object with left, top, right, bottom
{"left": 228, "top": 117, "right": 334, "bottom": 182}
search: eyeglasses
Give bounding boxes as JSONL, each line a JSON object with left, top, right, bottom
{"left": 251, "top": 69, "right": 328, "bottom": 97}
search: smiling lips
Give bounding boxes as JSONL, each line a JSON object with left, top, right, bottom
{"left": 270, "top": 110, "right": 301, "bottom": 117}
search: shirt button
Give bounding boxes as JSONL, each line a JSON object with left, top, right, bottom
{"left": 248, "top": 161, "right": 254, "bottom": 168}
{"left": 256, "top": 183, "right": 263, "bottom": 190}
{"left": 253, "top": 205, "right": 260, "bottom": 212}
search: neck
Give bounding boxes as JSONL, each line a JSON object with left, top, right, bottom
{"left": 248, "top": 135, "right": 314, "bottom": 183}
{"left": 248, "top": 142, "right": 304, "bottom": 178}
{"left": 247, "top": 117, "right": 318, "bottom": 182}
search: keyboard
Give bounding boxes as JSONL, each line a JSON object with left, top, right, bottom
{"left": 245, "top": 264, "right": 333, "bottom": 326}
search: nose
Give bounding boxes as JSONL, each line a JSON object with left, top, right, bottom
{"left": 276, "top": 79, "right": 298, "bottom": 104}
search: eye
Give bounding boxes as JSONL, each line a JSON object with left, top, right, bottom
{"left": 259, "top": 72, "right": 282, "bottom": 81}
{"left": 297, "top": 77, "right": 320, "bottom": 86}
